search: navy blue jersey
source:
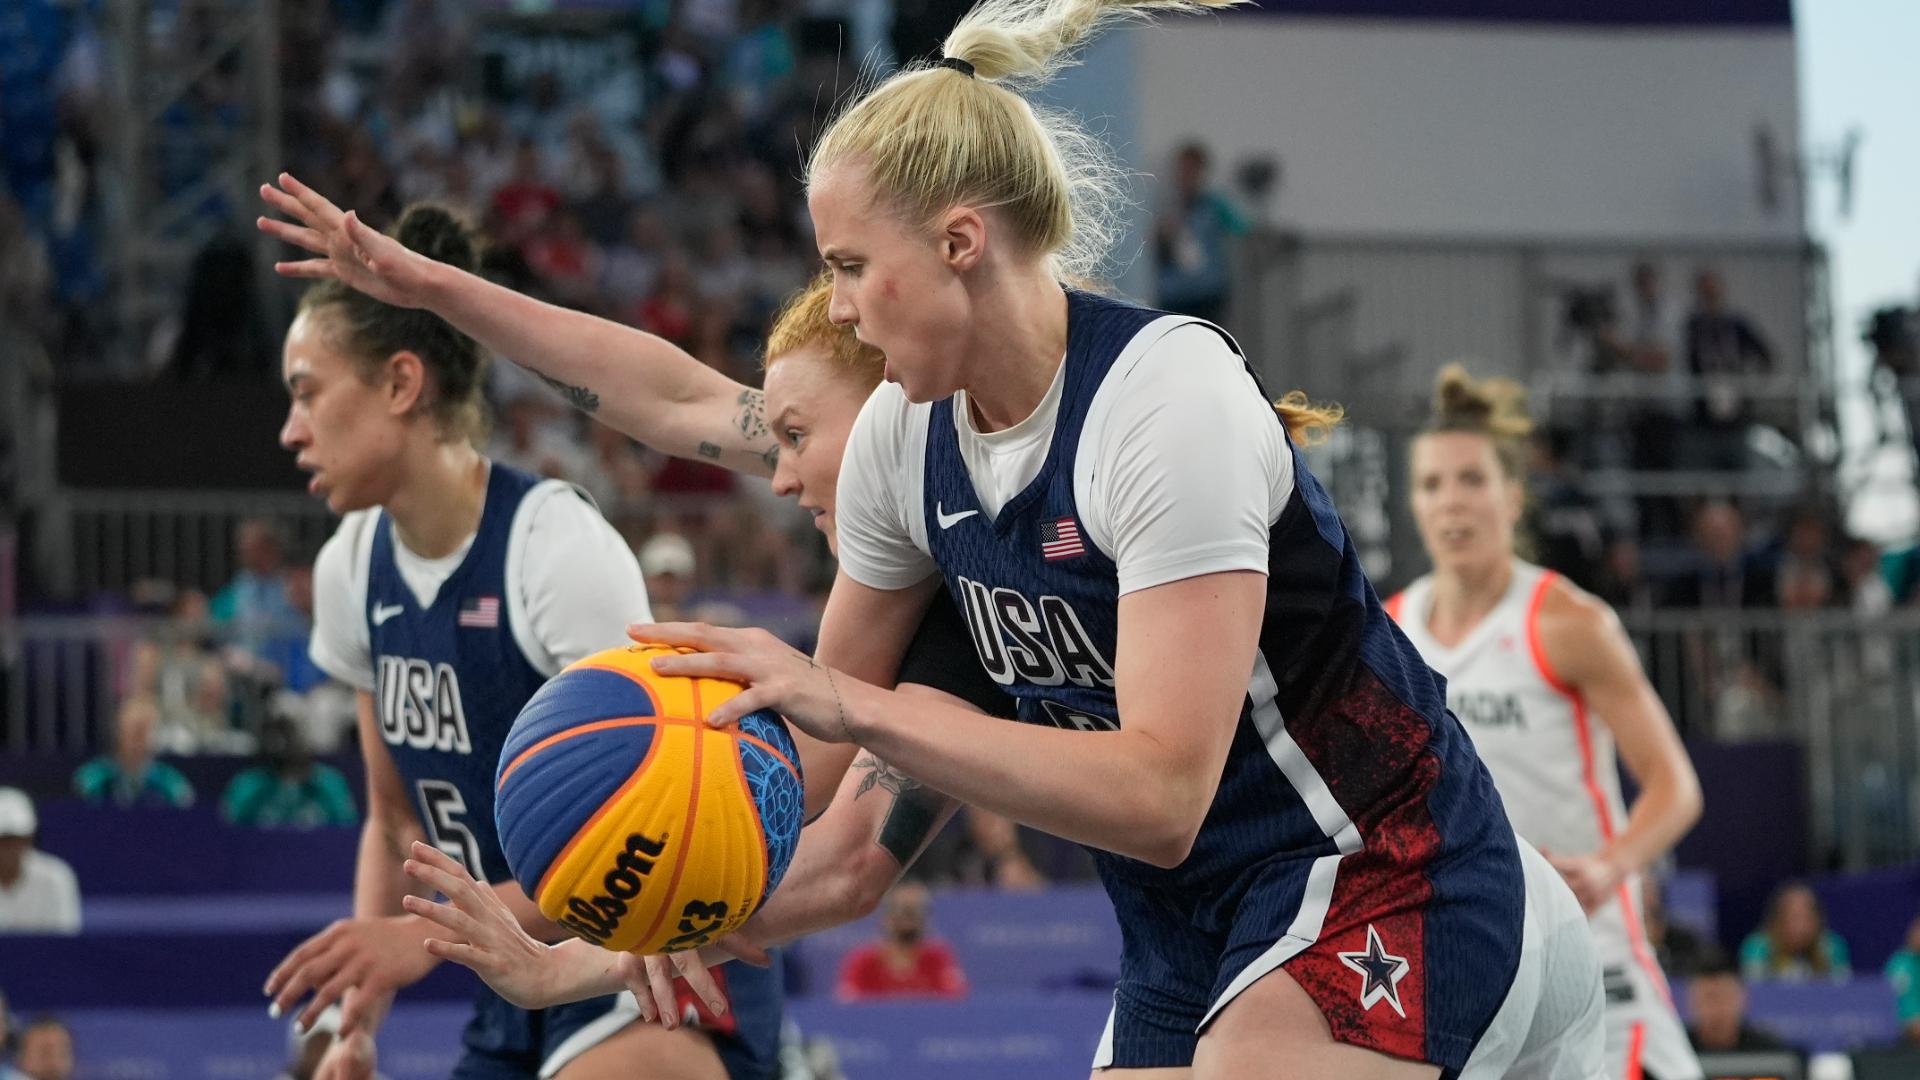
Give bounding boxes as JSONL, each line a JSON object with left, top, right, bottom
{"left": 366, "top": 463, "right": 548, "bottom": 885}
{"left": 921, "top": 291, "right": 1525, "bottom": 1066}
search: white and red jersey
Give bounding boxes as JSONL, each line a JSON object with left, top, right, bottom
{"left": 1389, "top": 562, "right": 1626, "bottom": 862}
{"left": 1389, "top": 560, "right": 1702, "bottom": 1080}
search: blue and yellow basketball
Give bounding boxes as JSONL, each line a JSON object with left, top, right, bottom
{"left": 493, "top": 643, "right": 804, "bottom": 954}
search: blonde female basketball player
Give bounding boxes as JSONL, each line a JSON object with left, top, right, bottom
{"left": 622, "top": 0, "right": 1605, "bottom": 1073}
{"left": 256, "top": 204, "right": 783, "bottom": 1080}
{"left": 1386, "top": 366, "right": 1705, "bottom": 1080}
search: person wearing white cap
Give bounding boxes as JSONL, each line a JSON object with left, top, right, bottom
{"left": 638, "top": 532, "right": 697, "bottom": 622}
{"left": 0, "top": 789, "right": 80, "bottom": 935}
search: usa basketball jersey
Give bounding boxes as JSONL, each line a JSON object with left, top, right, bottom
{"left": 917, "top": 291, "right": 1527, "bottom": 1071}
{"left": 1389, "top": 562, "right": 1702, "bottom": 1080}
{"left": 311, "top": 462, "right": 785, "bottom": 1078}
{"left": 365, "top": 464, "right": 547, "bottom": 884}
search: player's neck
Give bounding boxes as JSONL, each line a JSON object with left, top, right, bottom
{"left": 960, "top": 272, "right": 1068, "bottom": 434}
{"left": 1428, "top": 558, "right": 1513, "bottom": 638}
{"left": 387, "top": 443, "right": 489, "bottom": 559}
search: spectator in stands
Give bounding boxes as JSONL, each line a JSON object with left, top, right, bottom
{"left": 1774, "top": 506, "right": 1839, "bottom": 610}
{"left": 1153, "top": 141, "right": 1245, "bottom": 325}
{"left": 72, "top": 696, "right": 196, "bottom": 809}
{"left": 835, "top": 882, "right": 969, "bottom": 1002}
{"left": 261, "top": 565, "right": 329, "bottom": 695}
{"left": 220, "top": 712, "right": 357, "bottom": 830}
{"left": 210, "top": 518, "right": 302, "bottom": 665}
{"left": 1591, "top": 536, "right": 1656, "bottom": 613}
{"left": 1842, "top": 538, "right": 1894, "bottom": 616}
{"left": 640, "top": 533, "right": 698, "bottom": 623}
{"left": 1741, "top": 881, "right": 1852, "bottom": 982}
{"left": 1665, "top": 501, "right": 1773, "bottom": 609}
{"left": 490, "top": 394, "right": 587, "bottom": 483}
{"left": 12, "top": 1018, "right": 72, "bottom": 1080}
{"left": 1611, "top": 261, "right": 1688, "bottom": 523}
{"left": 1686, "top": 951, "right": 1796, "bottom": 1055}
{"left": 1886, "top": 914, "right": 1920, "bottom": 1044}
{"left": 1642, "top": 874, "right": 1713, "bottom": 979}
{"left": 0, "top": 788, "right": 80, "bottom": 934}
{"left": 1617, "top": 260, "right": 1685, "bottom": 379}
{"left": 1682, "top": 266, "right": 1774, "bottom": 471}
{"left": 1525, "top": 428, "right": 1606, "bottom": 590}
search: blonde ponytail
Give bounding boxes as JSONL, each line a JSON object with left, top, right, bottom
{"left": 942, "top": 0, "right": 1243, "bottom": 86}
{"left": 809, "top": 0, "right": 1246, "bottom": 281}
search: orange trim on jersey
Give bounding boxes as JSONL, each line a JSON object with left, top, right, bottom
{"left": 1617, "top": 878, "right": 1677, "bottom": 1009}
{"left": 1526, "top": 572, "right": 1675, "bottom": 1006}
{"left": 1623, "top": 1022, "right": 1644, "bottom": 1080}
{"left": 533, "top": 733, "right": 663, "bottom": 901}
{"left": 1384, "top": 591, "right": 1406, "bottom": 623}
{"left": 1523, "top": 572, "right": 1578, "bottom": 699}
{"left": 634, "top": 680, "right": 709, "bottom": 948}
{"left": 1525, "top": 571, "right": 1614, "bottom": 839}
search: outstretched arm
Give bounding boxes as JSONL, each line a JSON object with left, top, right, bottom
{"left": 259, "top": 173, "right": 778, "bottom": 477}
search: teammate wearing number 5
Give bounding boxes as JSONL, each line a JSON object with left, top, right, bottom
{"left": 261, "top": 204, "right": 781, "bottom": 1080}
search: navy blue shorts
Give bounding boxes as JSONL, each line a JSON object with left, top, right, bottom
{"left": 1092, "top": 830, "right": 1524, "bottom": 1072}
{"left": 452, "top": 953, "right": 784, "bottom": 1079}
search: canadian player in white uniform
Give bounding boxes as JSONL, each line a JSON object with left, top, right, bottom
{"left": 1387, "top": 366, "right": 1705, "bottom": 1080}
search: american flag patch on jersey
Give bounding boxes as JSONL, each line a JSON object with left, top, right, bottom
{"left": 1040, "top": 517, "right": 1086, "bottom": 561}
{"left": 457, "top": 596, "right": 500, "bottom": 628}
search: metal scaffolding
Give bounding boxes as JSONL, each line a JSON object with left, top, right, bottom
{"left": 98, "top": 0, "right": 282, "bottom": 370}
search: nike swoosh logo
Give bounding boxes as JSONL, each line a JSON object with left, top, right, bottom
{"left": 936, "top": 503, "right": 979, "bottom": 530}
{"left": 371, "top": 603, "right": 405, "bottom": 626}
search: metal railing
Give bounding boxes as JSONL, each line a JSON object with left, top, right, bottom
{"left": 8, "top": 606, "right": 1916, "bottom": 869}
{"left": 1621, "top": 608, "right": 1920, "bottom": 871}
{"left": 42, "top": 490, "right": 336, "bottom": 599}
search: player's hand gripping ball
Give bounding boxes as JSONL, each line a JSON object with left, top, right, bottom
{"left": 494, "top": 644, "right": 803, "bottom": 953}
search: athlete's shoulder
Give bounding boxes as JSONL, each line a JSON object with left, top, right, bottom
{"left": 314, "top": 508, "right": 379, "bottom": 590}
{"left": 1528, "top": 565, "right": 1626, "bottom": 689}
{"left": 1531, "top": 566, "right": 1614, "bottom": 634}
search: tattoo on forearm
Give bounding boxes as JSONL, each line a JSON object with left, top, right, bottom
{"left": 535, "top": 371, "right": 601, "bottom": 414}
{"left": 736, "top": 389, "right": 769, "bottom": 441}
{"left": 852, "top": 754, "right": 944, "bottom": 866}
{"left": 697, "top": 441, "right": 723, "bottom": 460}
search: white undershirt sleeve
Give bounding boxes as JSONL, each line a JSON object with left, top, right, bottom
{"left": 308, "top": 511, "right": 376, "bottom": 692}
{"left": 510, "top": 483, "right": 652, "bottom": 675}
{"left": 1081, "top": 323, "right": 1293, "bottom": 596}
{"left": 833, "top": 383, "right": 939, "bottom": 591}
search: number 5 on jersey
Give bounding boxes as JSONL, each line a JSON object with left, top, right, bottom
{"left": 418, "top": 779, "right": 484, "bottom": 878}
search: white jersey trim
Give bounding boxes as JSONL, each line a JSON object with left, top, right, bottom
{"left": 1198, "top": 648, "right": 1363, "bottom": 1031}
{"left": 538, "top": 992, "right": 642, "bottom": 1077}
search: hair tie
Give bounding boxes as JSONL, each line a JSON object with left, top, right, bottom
{"left": 936, "top": 55, "right": 977, "bottom": 79}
